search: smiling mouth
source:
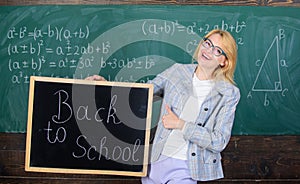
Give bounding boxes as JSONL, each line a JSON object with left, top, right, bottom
{"left": 202, "top": 52, "right": 211, "bottom": 60}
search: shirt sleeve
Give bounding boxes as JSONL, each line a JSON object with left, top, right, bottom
{"left": 147, "top": 63, "right": 178, "bottom": 97}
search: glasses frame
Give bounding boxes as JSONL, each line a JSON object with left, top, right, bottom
{"left": 202, "top": 37, "right": 227, "bottom": 59}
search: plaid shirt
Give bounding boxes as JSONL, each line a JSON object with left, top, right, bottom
{"left": 148, "top": 63, "right": 240, "bottom": 181}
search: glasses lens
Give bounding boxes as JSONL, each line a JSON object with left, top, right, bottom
{"left": 212, "top": 47, "right": 223, "bottom": 56}
{"left": 202, "top": 39, "right": 212, "bottom": 48}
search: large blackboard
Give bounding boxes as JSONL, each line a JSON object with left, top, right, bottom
{"left": 25, "top": 76, "right": 153, "bottom": 176}
{"left": 0, "top": 5, "right": 299, "bottom": 135}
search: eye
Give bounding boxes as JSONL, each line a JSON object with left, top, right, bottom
{"left": 213, "top": 47, "right": 223, "bottom": 56}
{"left": 203, "top": 40, "right": 211, "bottom": 48}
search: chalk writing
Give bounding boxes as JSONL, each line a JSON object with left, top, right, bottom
{"left": 72, "top": 135, "right": 141, "bottom": 162}
{"left": 7, "top": 25, "right": 90, "bottom": 41}
{"left": 42, "top": 87, "right": 142, "bottom": 163}
{"left": 45, "top": 89, "right": 124, "bottom": 143}
{"left": 5, "top": 19, "right": 247, "bottom": 86}
{"left": 142, "top": 20, "right": 246, "bottom": 36}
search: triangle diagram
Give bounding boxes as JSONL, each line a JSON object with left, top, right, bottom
{"left": 252, "top": 36, "right": 282, "bottom": 92}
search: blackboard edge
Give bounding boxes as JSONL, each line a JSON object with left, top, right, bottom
{"left": 25, "top": 76, "right": 36, "bottom": 172}
{"left": 24, "top": 166, "right": 147, "bottom": 177}
{"left": 142, "top": 82, "right": 154, "bottom": 178}
{"left": 29, "top": 76, "right": 154, "bottom": 89}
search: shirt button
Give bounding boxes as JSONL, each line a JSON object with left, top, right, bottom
{"left": 191, "top": 153, "right": 196, "bottom": 156}
{"left": 213, "top": 159, "right": 217, "bottom": 163}
{"left": 204, "top": 108, "right": 208, "bottom": 111}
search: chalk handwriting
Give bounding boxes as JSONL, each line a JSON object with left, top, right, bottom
{"left": 44, "top": 89, "right": 123, "bottom": 144}
{"left": 5, "top": 19, "right": 246, "bottom": 85}
{"left": 72, "top": 135, "right": 141, "bottom": 162}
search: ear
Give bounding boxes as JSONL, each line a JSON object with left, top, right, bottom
{"left": 220, "top": 60, "right": 228, "bottom": 67}
{"left": 219, "top": 62, "right": 225, "bottom": 67}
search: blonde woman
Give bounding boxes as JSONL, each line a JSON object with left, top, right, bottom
{"left": 142, "top": 29, "right": 240, "bottom": 183}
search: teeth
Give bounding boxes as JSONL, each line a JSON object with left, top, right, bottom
{"left": 202, "top": 53, "right": 210, "bottom": 60}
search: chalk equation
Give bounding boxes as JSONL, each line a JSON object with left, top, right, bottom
{"left": 7, "top": 25, "right": 90, "bottom": 41}
{"left": 142, "top": 20, "right": 246, "bottom": 36}
{"left": 5, "top": 19, "right": 246, "bottom": 85}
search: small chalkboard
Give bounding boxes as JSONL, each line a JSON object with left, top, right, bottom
{"left": 25, "top": 76, "right": 153, "bottom": 176}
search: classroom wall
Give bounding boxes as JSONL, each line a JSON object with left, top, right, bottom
{"left": 0, "top": 0, "right": 300, "bottom": 183}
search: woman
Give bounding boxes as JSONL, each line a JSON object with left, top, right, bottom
{"left": 86, "top": 29, "right": 240, "bottom": 183}
{"left": 142, "top": 29, "right": 240, "bottom": 183}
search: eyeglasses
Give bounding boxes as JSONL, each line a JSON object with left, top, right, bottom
{"left": 201, "top": 38, "right": 227, "bottom": 58}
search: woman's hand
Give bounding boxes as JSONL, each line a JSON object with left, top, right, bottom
{"left": 85, "top": 75, "right": 107, "bottom": 81}
{"left": 162, "top": 105, "right": 185, "bottom": 130}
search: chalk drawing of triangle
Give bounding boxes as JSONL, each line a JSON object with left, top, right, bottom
{"left": 252, "top": 36, "right": 282, "bottom": 92}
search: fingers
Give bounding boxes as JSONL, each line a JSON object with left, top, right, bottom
{"left": 85, "top": 75, "right": 107, "bottom": 81}
{"left": 165, "top": 104, "right": 172, "bottom": 114}
{"left": 162, "top": 104, "right": 175, "bottom": 129}
{"left": 162, "top": 104, "right": 184, "bottom": 130}
{"left": 162, "top": 105, "right": 171, "bottom": 124}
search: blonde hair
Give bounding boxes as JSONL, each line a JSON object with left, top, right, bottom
{"left": 193, "top": 29, "right": 237, "bottom": 85}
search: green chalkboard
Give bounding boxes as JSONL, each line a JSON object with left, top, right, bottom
{"left": 0, "top": 5, "right": 299, "bottom": 135}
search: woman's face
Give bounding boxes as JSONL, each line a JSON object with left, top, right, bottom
{"left": 197, "top": 33, "right": 227, "bottom": 71}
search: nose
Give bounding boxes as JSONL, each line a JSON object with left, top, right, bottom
{"left": 203, "top": 46, "right": 213, "bottom": 55}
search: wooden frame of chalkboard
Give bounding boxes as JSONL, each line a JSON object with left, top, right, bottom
{"left": 25, "top": 76, "right": 153, "bottom": 176}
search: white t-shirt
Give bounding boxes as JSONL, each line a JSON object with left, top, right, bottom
{"left": 161, "top": 75, "right": 213, "bottom": 160}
